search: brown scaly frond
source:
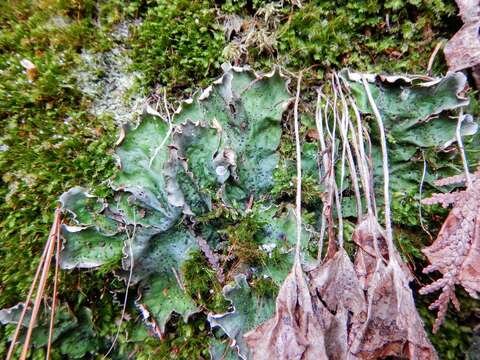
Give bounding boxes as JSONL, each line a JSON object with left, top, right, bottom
{"left": 433, "top": 173, "right": 467, "bottom": 187}
{"left": 421, "top": 191, "right": 464, "bottom": 208}
{"left": 420, "top": 169, "right": 480, "bottom": 332}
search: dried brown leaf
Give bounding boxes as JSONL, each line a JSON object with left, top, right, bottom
{"left": 444, "top": 1, "right": 480, "bottom": 83}
{"left": 444, "top": 23, "right": 480, "bottom": 73}
{"left": 310, "top": 248, "right": 366, "bottom": 317}
{"left": 309, "top": 248, "right": 367, "bottom": 359}
{"left": 352, "top": 216, "right": 411, "bottom": 289}
{"left": 349, "top": 260, "right": 438, "bottom": 360}
{"left": 244, "top": 262, "right": 331, "bottom": 360}
{"left": 349, "top": 216, "right": 437, "bottom": 359}
{"left": 454, "top": 0, "right": 479, "bottom": 24}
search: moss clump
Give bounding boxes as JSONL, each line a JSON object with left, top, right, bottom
{"left": 220, "top": 210, "right": 267, "bottom": 267}
{"left": 272, "top": 165, "right": 323, "bottom": 207}
{"left": 394, "top": 227, "right": 426, "bottom": 262}
{"left": 250, "top": 276, "right": 279, "bottom": 298}
{"left": 182, "top": 250, "right": 229, "bottom": 313}
{"left": 196, "top": 200, "right": 242, "bottom": 224}
{"left": 391, "top": 191, "right": 448, "bottom": 229}
{"left": 121, "top": 314, "right": 212, "bottom": 360}
{"left": 197, "top": 199, "right": 270, "bottom": 270}
{"left": 276, "top": 0, "right": 458, "bottom": 75}
{"left": 130, "top": 0, "right": 225, "bottom": 91}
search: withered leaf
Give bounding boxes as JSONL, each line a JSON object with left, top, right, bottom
{"left": 244, "top": 262, "right": 331, "bottom": 360}
{"left": 349, "top": 260, "right": 438, "bottom": 360}
{"left": 309, "top": 248, "right": 367, "bottom": 359}
{"left": 444, "top": 1, "right": 480, "bottom": 85}
{"left": 350, "top": 215, "right": 437, "bottom": 359}
{"left": 310, "top": 248, "right": 366, "bottom": 318}
{"left": 352, "top": 215, "right": 411, "bottom": 289}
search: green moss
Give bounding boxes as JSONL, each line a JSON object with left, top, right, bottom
{"left": 0, "top": 0, "right": 118, "bottom": 309}
{"left": 182, "top": 250, "right": 229, "bottom": 313}
{"left": 130, "top": 0, "right": 225, "bottom": 92}
{"left": 139, "top": 314, "right": 211, "bottom": 359}
{"left": 0, "top": 1, "right": 127, "bottom": 357}
{"left": 272, "top": 164, "right": 323, "bottom": 207}
{"left": 394, "top": 227, "right": 426, "bottom": 262}
{"left": 197, "top": 200, "right": 271, "bottom": 270}
{"left": 391, "top": 191, "right": 448, "bottom": 229}
{"left": 275, "top": 0, "right": 458, "bottom": 75}
{"left": 220, "top": 210, "right": 267, "bottom": 267}
{"left": 250, "top": 277, "right": 279, "bottom": 298}
{"left": 196, "top": 200, "right": 242, "bottom": 224}
{"left": 102, "top": 314, "right": 211, "bottom": 360}
{"left": 219, "top": 0, "right": 271, "bottom": 13}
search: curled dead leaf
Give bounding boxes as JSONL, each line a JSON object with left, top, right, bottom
{"left": 309, "top": 248, "right": 367, "bottom": 359}
{"left": 349, "top": 215, "right": 437, "bottom": 359}
{"left": 349, "top": 260, "right": 438, "bottom": 360}
{"left": 244, "top": 262, "right": 330, "bottom": 360}
{"left": 444, "top": 1, "right": 480, "bottom": 86}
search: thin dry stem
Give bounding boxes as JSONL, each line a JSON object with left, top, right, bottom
{"left": 103, "top": 214, "right": 137, "bottom": 358}
{"left": 419, "top": 152, "right": 433, "bottom": 241}
{"left": 334, "top": 73, "right": 362, "bottom": 219}
{"left": 46, "top": 219, "right": 61, "bottom": 360}
{"left": 197, "top": 235, "right": 225, "bottom": 283}
{"left": 315, "top": 92, "right": 327, "bottom": 258}
{"left": 348, "top": 95, "right": 374, "bottom": 216}
{"left": 293, "top": 72, "right": 303, "bottom": 261}
{"left": 20, "top": 206, "right": 62, "bottom": 360}
{"left": 333, "top": 78, "right": 347, "bottom": 202}
{"left": 323, "top": 88, "right": 340, "bottom": 259}
{"left": 149, "top": 89, "right": 173, "bottom": 168}
{"left": 456, "top": 108, "right": 472, "bottom": 188}
{"left": 364, "top": 128, "right": 378, "bottom": 215}
{"left": 427, "top": 41, "right": 444, "bottom": 75}
{"left": 361, "top": 76, "right": 394, "bottom": 257}
{"left": 6, "top": 236, "right": 49, "bottom": 360}
{"left": 329, "top": 84, "right": 344, "bottom": 249}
